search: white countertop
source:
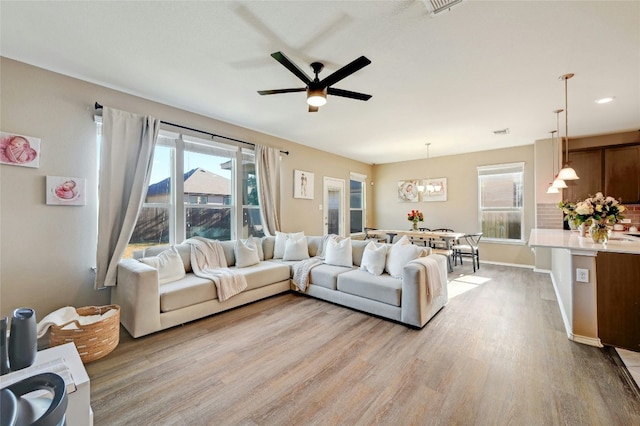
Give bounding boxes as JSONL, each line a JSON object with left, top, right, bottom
{"left": 529, "top": 229, "right": 640, "bottom": 255}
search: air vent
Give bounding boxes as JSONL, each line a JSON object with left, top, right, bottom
{"left": 493, "top": 128, "right": 510, "bottom": 135}
{"left": 425, "top": 0, "right": 464, "bottom": 15}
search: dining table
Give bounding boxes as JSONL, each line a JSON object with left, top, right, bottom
{"left": 368, "top": 229, "right": 466, "bottom": 272}
{"left": 368, "top": 229, "right": 465, "bottom": 249}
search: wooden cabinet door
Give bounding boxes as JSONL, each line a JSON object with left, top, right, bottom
{"left": 605, "top": 145, "right": 640, "bottom": 203}
{"left": 563, "top": 149, "right": 602, "bottom": 201}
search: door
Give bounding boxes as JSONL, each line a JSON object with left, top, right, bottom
{"left": 323, "top": 177, "right": 345, "bottom": 236}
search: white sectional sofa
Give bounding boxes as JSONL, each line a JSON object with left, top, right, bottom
{"left": 113, "top": 235, "right": 448, "bottom": 338}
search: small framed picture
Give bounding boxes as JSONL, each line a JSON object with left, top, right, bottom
{"left": 46, "top": 176, "right": 86, "bottom": 206}
{"left": 397, "top": 179, "right": 420, "bottom": 203}
{"left": 0, "top": 131, "right": 41, "bottom": 168}
{"left": 293, "top": 169, "right": 314, "bottom": 199}
{"left": 422, "top": 177, "right": 447, "bottom": 202}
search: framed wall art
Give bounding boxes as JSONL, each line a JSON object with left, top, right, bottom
{"left": 46, "top": 176, "right": 86, "bottom": 206}
{"left": 397, "top": 179, "right": 420, "bottom": 203}
{"left": 0, "top": 131, "right": 41, "bottom": 168}
{"left": 293, "top": 169, "right": 314, "bottom": 199}
{"left": 422, "top": 177, "right": 447, "bottom": 202}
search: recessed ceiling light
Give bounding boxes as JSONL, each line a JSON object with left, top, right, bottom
{"left": 595, "top": 97, "right": 615, "bottom": 104}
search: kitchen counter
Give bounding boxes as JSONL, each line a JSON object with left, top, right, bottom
{"left": 529, "top": 228, "right": 640, "bottom": 352}
{"left": 529, "top": 228, "right": 640, "bottom": 255}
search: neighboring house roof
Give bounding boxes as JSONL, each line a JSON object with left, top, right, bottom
{"left": 147, "top": 168, "right": 230, "bottom": 197}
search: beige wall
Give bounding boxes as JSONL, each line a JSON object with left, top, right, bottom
{"left": 0, "top": 58, "right": 372, "bottom": 317}
{"left": 373, "top": 145, "right": 536, "bottom": 266}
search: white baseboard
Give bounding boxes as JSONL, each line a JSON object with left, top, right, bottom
{"left": 571, "top": 334, "right": 603, "bottom": 348}
{"left": 480, "top": 260, "right": 534, "bottom": 269}
{"left": 545, "top": 270, "right": 573, "bottom": 341}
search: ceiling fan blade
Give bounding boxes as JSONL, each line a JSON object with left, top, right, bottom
{"left": 258, "top": 88, "right": 306, "bottom": 95}
{"left": 319, "top": 56, "right": 371, "bottom": 88}
{"left": 308, "top": 105, "right": 319, "bottom": 112}
{"left": 327, "top": 87, "right": 372, "bottom": 101}
{"left": 271, "top": 51, "right": 312, "bottom": 85}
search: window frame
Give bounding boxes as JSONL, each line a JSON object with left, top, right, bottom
{"left": 349, "top": 172, "right": 367, "bottom": 235}
{"left": 127, "top": 129, "right": 261, "bottom": 254}
{"left": 477, "top": 162, "right": 525, "bottom": 243}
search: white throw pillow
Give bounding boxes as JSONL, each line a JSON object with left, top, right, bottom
{"left": 247, "top": 236, "right": 264, "bottom": 261}
{"left": 274, "top": 231, "right": 305, "bottom": 259}
{"left": 139, "top": 247, "right": 186, "bottom": 285}
{"left": 324, "top": 237, "right": 353, "bottom": 267}
{"left": 235, "top": 238, "right": 261, "bottom": 268}
{"left": 386, "top": 242, "right": 426, "bottom": 279}
{"left": 283, "top": 235, "right": 310, "bottom": 261}
{"left": 360, "top": 241, "right": 387, "bottom": 276}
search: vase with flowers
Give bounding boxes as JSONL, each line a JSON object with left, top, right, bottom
{"left": 407, "top": 209, "right": 424, "bottom": 231}
{"left": 573, "top": 192, "right": 626, "bottom": 244}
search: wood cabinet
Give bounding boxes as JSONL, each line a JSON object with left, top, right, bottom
{"left": 563, "top": 143, "right": 640, "bottom": 203}
{"left": 564, "top": 149, "right": 603, "bottom": 201}
{"left": 595, "top": 252, "right": 640, "bottom": 352}
{"left": 605, "top": 145, "right": 640, "bottom": 203}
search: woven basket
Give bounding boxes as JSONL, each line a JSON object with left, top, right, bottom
{"left": 49, "top": 305, "right": 120, "bottom": 363}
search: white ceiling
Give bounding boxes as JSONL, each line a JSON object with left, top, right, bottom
{"left": 1, "top": 1, "right": 639, "bottom": 164}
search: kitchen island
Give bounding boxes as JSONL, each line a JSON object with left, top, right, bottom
{"left": 529, "top": 229, "right": 640, "bottom": 352}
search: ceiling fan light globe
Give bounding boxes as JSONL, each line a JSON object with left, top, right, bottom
{"left": 307, "top": 88, "right": 327, "bottom": 107}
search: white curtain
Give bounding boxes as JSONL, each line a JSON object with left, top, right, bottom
{"left": 255, "top": 144, "right": 281, "bottom": 236}
{"left": 95, "top": 107, "right": 160, "bottom": 289}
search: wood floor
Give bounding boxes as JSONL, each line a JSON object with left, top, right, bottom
{"left": 86, "top": 264, "right": 640, "bottom": 425}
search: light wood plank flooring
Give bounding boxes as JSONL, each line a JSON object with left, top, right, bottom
{"left": 86, "top": 264, "right": 640, "bottom": 425}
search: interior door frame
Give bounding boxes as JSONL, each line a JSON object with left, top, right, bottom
{"left": 323, "top": 176, "right": 346, "bottom": 236}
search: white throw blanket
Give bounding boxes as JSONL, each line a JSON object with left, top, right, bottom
{"left": 292, "top": 258, "right": 324, "bottom": 292}
{"left": 185, "top": 237, "right": 248, "bottom": 302}
{"left": 409, "top": 255, "right": 446, "bottom": 298}
{"left": 291, "top": 234, "right": 335, "bottom": 292}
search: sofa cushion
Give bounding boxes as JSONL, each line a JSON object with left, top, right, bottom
{"left": 337, "top": 269, "right": 402, "bottom": 307}
{"left": 324, "top": 237, "right": 353, "bottom": 267}
{"left": 231, "top": 261, "right": 290, "bottom": 291}
{"left": 309, "top": 263, "right": 354, "bottom": 290}
{"left": 283, "top": 235, "right": 310, "bottom": 261}
{"left": 274, "top": 231, "right": 305, "bottom": 259}
{"left": 160, "top": 274, "right": 217, "bottom": 312}
{"left": 350, "top": 240, "right": 370, "bottom": 267}
{"left": 360, "top": 241, "right": 387, "bottom": 276}
{"left": 262, "top": 236, "right": 275, "bottom": 260}
{"left": 143, "top": 244, "right": 192, "bottom": 272}
{"left": 235, "top": 238, "right": 261, "bottom": 268}
{"left": 139, "top": 247, "right": 186, "bottom": 285}
{"left": 386, "top": 236, "right": 427, "bottom": 279}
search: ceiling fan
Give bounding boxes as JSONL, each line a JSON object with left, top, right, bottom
{"left": 258, "top": 51, "right": 372, "bottom": 112}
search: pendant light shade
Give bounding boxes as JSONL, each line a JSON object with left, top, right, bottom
{"left": 546, "top": 185, "right": 560, "bottom": 194}
{"left": 558, "top": 73, "right": 579, "bottom": 180}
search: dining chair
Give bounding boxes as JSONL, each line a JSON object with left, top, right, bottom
{"left": 452, "top": 233, "right": 483, "bottom": 272}
{"left": 410, "top": 227, "right": 431, "bottom": 246}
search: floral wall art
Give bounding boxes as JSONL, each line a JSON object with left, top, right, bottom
{"left": 397, "top": 179, "right": 420, "bottom": 202}
{"left": 0, "top": 131, "right": 41, "bottom": 168}
{"left": 46, "top": 176, "right": 86, "bottom": 206}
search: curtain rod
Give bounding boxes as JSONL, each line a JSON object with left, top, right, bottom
{"left": 94, "top": 102, "right": 289, "bottom": 155}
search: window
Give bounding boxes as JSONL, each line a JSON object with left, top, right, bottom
{"left": 125, "top": 131, "right": 261, "bottom": 256}
{"left": 477, "top": 162, "right": 524, "bottom": 242}
{"left": 349, "top": 172, "right": 367, "bottom": 234}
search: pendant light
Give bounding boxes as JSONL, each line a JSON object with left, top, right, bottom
{"left": 547, "top": 129, "right": 560, "bottom": 193}
{"left": 419, "top": 143, "right": 442, "bottom": 194}
{"left": 557, "top": 73, "right": 580, "bottom": 180}
{"left": 551, "top": 109, "right": 567, "bottom": 189}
